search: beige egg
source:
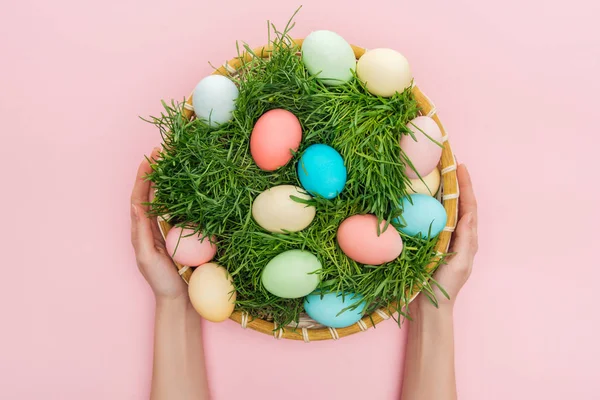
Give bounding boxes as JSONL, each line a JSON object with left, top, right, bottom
{"left": 357, "top": 48, "right": 412, "bottom": 97}
{"left": 188, "top": 263, "right": 236, "bottom": 322}
{"left": 252, "top": 185, "right": 316, "bottom": 233}
{"left": 407, "top": 167, "right": 441, "bottom": 196}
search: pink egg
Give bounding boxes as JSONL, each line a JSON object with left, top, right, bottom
{"left": 400, "top": 116, "right": 443, "bottom": 179}
{"left": 250, "top": 109, "right": 302, "bottom": 171}
{"left": 337, "top": 214, "right": 403, "bottom": 265}
{"left": 165, "top": 227, "right": 217, "bottom": 267}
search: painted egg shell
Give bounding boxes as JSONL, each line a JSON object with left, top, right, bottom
{"left": 252, "top": 185, "right": 315, "bottom": 233}
{"left": 407, "top": 167, "right": 441, "bottom": 196}
{"left": 304, "top": 292, "right": 366, "bottom": 328}
{"left": 400, "top": 116, "right": 443, "bottom": 179}
{"left": 395, "top": 194, "right": 448, "bottom": 239}
{"left": 357, "top": 48, "right": 412, "bottom": 97}
{"left": 250, "top": 109, "right": 302, "bottom": 171}
{"left": 188, "top": 263, "right": 236, "bottom": 322}
{"left": 301, "top": 30, "right": 356, "bottom": 86}
{"left": 298, "top": 144, "right": 347, "bottom": 199}
{"left": 337, "top": 214, "right": 403, "bottom": 265}
{"left": 192, "top": 75, "right": 239, "bottom": 127}
{"left": 165, "top": 227, "right": 217, "bottom": 266}
{"left": 261, "top": 250, "right": 322, "bottom": 298}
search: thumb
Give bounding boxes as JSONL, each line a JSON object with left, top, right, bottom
{"left": 446, "top": 212, "right": 478, "bottom": 269}
{"left": 131, "top": 203, "right": 156, "bottom": 258}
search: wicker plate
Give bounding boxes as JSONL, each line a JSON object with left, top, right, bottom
{"left": 157, "top": 39, "right": 458, "bottom": 341}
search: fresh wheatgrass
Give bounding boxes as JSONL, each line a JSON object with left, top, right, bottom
{"left": 146, "top": 12, "right": 447, "bottom": 328}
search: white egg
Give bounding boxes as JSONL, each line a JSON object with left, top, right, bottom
{"left": 407, "top": 167, "right": 441, "bottom": 196}
{"left": 357, "top": 48, "right": 412, "bottom": 97}
{"left": 192, "top": 75, "right": 239, "bottom": 126}
{"left": 252, "top": 185, "right": 315, "bottom": 233}
{"left": 301, "top": 30, "right": 356, "bottom": 86}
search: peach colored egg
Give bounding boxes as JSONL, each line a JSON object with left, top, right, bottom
{"left": 407, "top": 167, "right": 441, "bottom": 196}
{"left": 400, "top": 116, "right": 443, "bottom": 179}
{"left": 250, "top": 109, "right": 302, "bottom": 171}
{"left": 337, "top": 214, "right": 403, "bottom": 265}
{"left": 188, "top": 263, "right": 236, "bottom": 322}
{"left": 165, "top": 227, "right": 217, "bottom": 267}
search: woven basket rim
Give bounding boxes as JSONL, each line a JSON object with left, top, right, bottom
{"left": 157, "top": 38, "right": 459, "bottom": 342}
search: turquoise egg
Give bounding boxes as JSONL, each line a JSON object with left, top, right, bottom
{"left": 297, "top": 144, "right": 347, "bottom": 199}
{"left": 395, "top": 194, "right": 447, "bottom": 238}
{"left": 304, "top": 292, "right": 366, "bottom": 328}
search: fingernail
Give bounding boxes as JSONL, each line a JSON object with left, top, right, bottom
{"left": 131, "top": 204, "right": 138, "bottom": 219}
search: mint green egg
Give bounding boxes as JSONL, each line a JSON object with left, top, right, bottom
{"left": 301, "top": 30, "right": 356, "bottom": 86}
{"left": 261, "top": 250, "right": 322, "bottom": 298}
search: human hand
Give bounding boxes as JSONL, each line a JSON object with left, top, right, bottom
{"left": 418, "top": 164, "right": 479, "bottom": 312}
{"left": 130, "top": 148, "right": 188, "bottom": 302}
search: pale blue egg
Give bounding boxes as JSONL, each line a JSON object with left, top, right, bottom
{"left": 297, "top": 144, "right": 347, "bottom": 199}
{"left": 304, "top": 292, "right": 366, "bottom": 328}
{"left": 192, "top": 75, "right": 239, "bottom": 127}
{"left": 395, "top": 194, "right": 447, "bottom": 239}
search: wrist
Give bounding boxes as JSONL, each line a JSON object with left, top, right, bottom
{"left": 411, "top": 294, "right": 454, "bottom": 320}
{"left": 156, "top": 293, "right": 193, "bottom": 313}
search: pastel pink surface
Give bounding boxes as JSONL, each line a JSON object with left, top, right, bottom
{"left": 337, "top": 215, "right": 403, "bottom": 265}
{"left": 400, "top": 116, "right": 443, "bottom": 179}
{"left": 250, "top": 109, "right": 302, "bottom": 171}
{"left": 165, "top": 227, "right": 217, "bottom": 267}
{"left": 1, "top": 1, "right": 599, "bottom": 400}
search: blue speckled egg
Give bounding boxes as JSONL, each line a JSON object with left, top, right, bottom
{"left": 297, "top": 144, "right": 347, "bottom": 199}
{"left": 304, "top": 292, "right": 366, "bottom": 328}
{"left": 395, "top": 194, "right": 447, "bottom": 239}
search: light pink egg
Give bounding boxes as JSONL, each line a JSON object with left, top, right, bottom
{"left": 250, "top": 109, "right": 302, "bottom": 171}
{"left": 165, "top": 227, "right": 217, "bottom": 267}
{"left": 400, "top": 116, "right": 443, "bottom": 179}
{"left": 337, "top": 214, "right": 403, "bottom": 265}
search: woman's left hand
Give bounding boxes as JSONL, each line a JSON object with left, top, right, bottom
{"left": 417, "top": 164, "right": 478, "bottom": 311}
{"left": 130, "top": 148, "right": 188, "bottom": 301}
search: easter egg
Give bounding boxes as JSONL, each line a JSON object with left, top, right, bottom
{"left": 337, "top": 214, "right": 403, "bottom": 265}
{"left": 261, "top": 250, "right": 322, "bottom": 298}
{"left": 395, "top": 194, "right": 448, "bottom": 239}
{"left": 356, "top": 48, "right": 412, "bottom": 97}
{"left": 407, "top": 167, "right": 441, "bottom": 196}
{"left": 192, "top": 75, "right": 239, "bottom": 127}
{"left": 298, "top": 144, "right": 347, "bottom": 199}
{"left": 188, "top": 263, "right": 236, "bottom": 322}
{"left": 252, "top": 185, "right": 316, "bottom": 233}
{"left": 165, "top": 227, "right": 217, "bottom": 267}
{"left": 301, "top": 30, "right": 356, "bottom": 86}
{"left": 250, "top": 109, "right": 302, "bottom": 171}
{"left": 400, "top": 116, "right": 443, "bottom": 179}
{"left": 304, "top": 292, "right": 366, "bottom": 328}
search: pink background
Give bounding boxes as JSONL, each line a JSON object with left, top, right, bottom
{"left": 1, "top": 0, "right": 599, "bottom": 399}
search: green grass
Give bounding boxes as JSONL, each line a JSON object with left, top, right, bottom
{"left": 146, "top": 13, "right": 445, "bottom": 328}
